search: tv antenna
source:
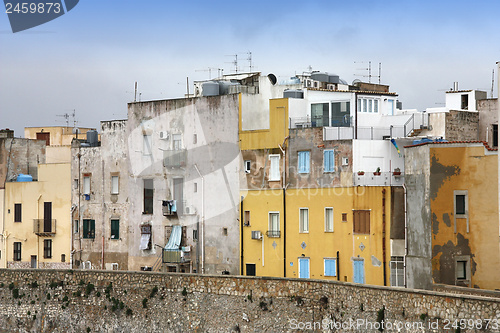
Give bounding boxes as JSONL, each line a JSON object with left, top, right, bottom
{"left": 195, "top": 67, "right": 224, "bottom": 79}
{"left": 491, "top": 69, "right": 495, "bottom": 98}
{"left": 246, "top": 51, "right": 253, "bottom": 72}
{"left": 354, "top": 61, "right": 381, "bottom": 84}
{"left": 225, "top": 54, "right": 238, "bottom": 73}
{"left": 56, "top": 109, "right": 77, "bottom": 127}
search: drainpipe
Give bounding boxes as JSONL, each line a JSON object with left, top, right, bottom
{"left": 194, "top": 164, "right": 205, "bottom": 274}
{"left": 279, "top": 136, "right": 289, "bottom": 278}
{"left": 336, "top": 251, "right": 340, "bottom": 281}
{"left": 101, "top": 159, "right": 105, "bottom": 270}
{"left": 403, "top": 183, "right": 408, "bottom": 288}
{"left": 382, "top": 188, "right": 387, "bottom": 286}
{"left": 240, "top": 196, "right": 244, "bottom": 275}
{"left": 354, "top": 92, "right": 358, "bottom": 139}
{"left": 37, "top": 194, "right": 42, "bottom": 268}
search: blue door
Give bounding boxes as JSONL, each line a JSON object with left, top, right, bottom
{"left": 299, "top": 258, "right": 310, "bottom": 279}
{"left": 353, "top": 259, "right": 365, "bottom": 284}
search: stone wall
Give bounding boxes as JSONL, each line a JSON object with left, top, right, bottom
{"left": 0, "top": 269, "right": 499, "bottom": 332}
{"left": 445, "top": 110, "right": 479, "bottom": 141}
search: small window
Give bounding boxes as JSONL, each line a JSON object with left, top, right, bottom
{"left": 194, "top": 182, "right": 198, "bottom": 193}
{"left": 73, "top": 179, "right": 78, "bottom": 189}
{"left": 299, "top": 208, "right": 309, "bottom": 233}
{"left": 83, "top": 175, "right": 91, "bottom": 195}
{"left": 325, "top": 207, "right": 333, "bottom": 232}
{"left": 244, "top": 160, "right": 251, "bottom": 174}
{"left": 222, "top": 227, "right": 228, "bottom": 236}
{"left": 374, "top": 100, "right": 379, "bottom": 113}
{"left": 14, "top": 203, "right": 21, "bottom": 222}
{"left": 353, "top": 210, "right": 370, "bottom": 234}
{"left": 43, "top": 239, "right": 52, "bottom": 258}
{"left": 83, "top": 219, "right": 95, "bottom": 239}
{"left": 13, "top": 242, "right": 21, "bottom": 261}
{"left": 61, "top": 254, "right": 66, "bottom": 262}
{"left": 268, "top": 212, "right": 280, "bottom": 237}
{"left": 454, "top": 191, "right": 468, "bottom": 217}
{"left": 143, "top": 179, "right": 154, "bottom": 215}
{"left": 324, "top": 258, "right": 337, "bottom": 277}
{"left": 368, "top": 99, "right": 373, "bottom": 113}
{"left": 139, "top": 224, "right": 152, "bottom": 250}
{"left": 493, "top": 124, "right": 498, "bottom": 147}
{"left": 193, "top": 229, "right": 198, "bottom": 241}
{"left": 173, "top": 134, "right": 182, "bottom": 150}
{"left": 143, "top": 134, "right": 152, "bottom": 155}
{"left": 269, "top": 155, "right": 280, "bottom": 181}
{"left": 246, "top": 263, "right": 256, "bottom": 276}
{"left": 390, "top": 256, "right": 405, "bottom": 287}
{"left": 342, "top": 213, "right": 348, "bottom": 222}
{"left": 362, "top": 99, "right": 367, "bottom": 113}
{"left": 298, "top": 151, "right": 310, "bottom": 174}
{"left": 244, "top": 211, "right": 250, "bottom": 226}
{"left": 323, "top": 150, "right": 334, "bottom": 172}
{"left": 456, "top": 260, "right": 467, "bottom": 279}
{"left": 193, "top": 134, "right": 197, "bottom": 144}
{"left": 461, "top": 94, "right": 468, "bottom": 110}
{"left": 111, "top": 219, "right": 120, "bottom": 239}
{"left": 74, "top": 220, "right": 79, "bottom": 233}
{"left": 111, "top": 175, "right": 119, "bottom": 195}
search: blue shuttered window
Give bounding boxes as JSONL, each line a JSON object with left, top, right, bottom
{"left": 298, "top": 151, "right": 310, "bottom": 173}
{"left": 323, "top": 149, "right": 334, "bottom": 172}
{"left": 324, "top": 258, "right": 336, "bottom": 276}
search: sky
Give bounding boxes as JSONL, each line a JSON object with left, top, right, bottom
{"left": 1, "top": 0, "right": 499, "bottom": 136}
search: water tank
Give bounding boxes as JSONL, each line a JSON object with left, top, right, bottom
{"left": 283, "top": 89, "right": 304, "bottom": 99}
{"left": 202, "top": 81, "right": 220, "bottom": 96}
{"left": 218, "top": 81, "right": 240, "bottom": 95}
{"left": 17, "top": 174, "right": 33, "bottom": 182}
{"left": 328, "top": 74, "right": 340, "bottom": 84}
{"left": 87, "top": 130, "right": 98, "bottom": 147}
{"left": 311, "top": 72, "right": 329, "bottom": 83}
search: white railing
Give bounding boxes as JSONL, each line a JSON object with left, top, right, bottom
{"left": 353, "top": 172, "right": 405, "bottom": 186}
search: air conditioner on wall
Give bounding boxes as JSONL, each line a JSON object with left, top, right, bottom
{"left": 251, "top": 231, "right": 262, "bottom": 240}
{"left": 184, "top": 205, "right": 196, "bottom": 215}
{"left": 159, "top": 131, "right": 169, "bottom": 140}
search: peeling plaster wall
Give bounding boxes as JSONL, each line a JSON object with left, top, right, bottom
{"left": 478, "top": 98, "right": 498, "bottom": 147}
{"left": 444, "top": 110, "right": 479, "bottom": 141}
{"left": 404, "top": 145, "right": 432, "bottom": 290}
{"left": 0, "top": 138, "right": 45, "bottom": 188}
{"left": 126, "top": 95, "right": 240, "bottom": 274}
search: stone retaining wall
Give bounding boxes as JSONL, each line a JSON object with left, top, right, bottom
{"left": 0, "top": 269, "right": 498, "bottom": 332}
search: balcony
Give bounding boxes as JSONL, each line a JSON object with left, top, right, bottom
{"left": 33, "top": 219, "right": 56, "bottom": 236}
{"left": 266, "top": 230, "right": 281, "bottom": 238}
{"left": 353, "top": 172, "right": 405, "bottom": 186}
{"left": 162, "top": 249, "right": 191, "bottom": 263}
{"left": 163, "top": 149, "right": 187, "bottom": 168}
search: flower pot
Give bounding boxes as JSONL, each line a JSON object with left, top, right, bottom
{"left": 357, "top": 172, "right": 365, "bottom": 176}
{"left": 373, "top": 172, "right": 381, "bottom": 176}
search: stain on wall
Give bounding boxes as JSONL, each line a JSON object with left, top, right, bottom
{"left": 429, "top": 154, "right": 460, "bottom": 201}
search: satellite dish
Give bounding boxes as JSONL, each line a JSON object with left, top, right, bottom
{"left": 72, "top": 127, "right": 80, "bottom": 134}
{"left": 352, "top": 79, "right": 362, "bottom": 85}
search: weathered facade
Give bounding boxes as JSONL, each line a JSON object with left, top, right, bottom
{"left": 478, "top": 98, "right": 498, "bottom": 148}
{"left": 405, "top": 141, "right": 499, "bottom": 290}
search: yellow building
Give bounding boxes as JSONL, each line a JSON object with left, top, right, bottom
{"left": 3, "top": 163, "right": 71, "bottom": 269}
{"left": 24, "top": 126, "right": 97, "bottom": 146}
{"left": 405, "top": 141, "right": 499, "bottom": 290}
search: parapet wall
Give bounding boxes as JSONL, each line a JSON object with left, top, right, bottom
{"left": 0, "top": 269, "right": 498, "bottom": 332}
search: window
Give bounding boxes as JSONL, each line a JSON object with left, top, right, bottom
{"left": 268, "top": 212, "right": 280, "bottom": 237}
{"left": 311, "top": 103, "right": 329, "bottom": 127}
{"left": 143, "top": 179, "right": 154, "bottom": 214}
{"left": 455, "top": 256, "right": 470, "bottom": 286}
{"left": 374, "top": 100, "right": 379, "bottom": 113}
{"left": 74, "top": 220, "right": 79, "bottom": 233}
{"left": 269, "top": 155, "right": 280, "bottom": 181}
{"left": 74, "top": 179, "right": 78, "bottom": 189}
{"left": 173, "top": 134, "right": 182, "bottom": 150}
{"left": 111, "top": 219, "right": 120, "bottom": 239}
{"left": 14, "top": 203, "right": 21, "bottom": 222}
{"left": 331, "top": 101, "right": 350, "bottom": 127}
{"left": 299, "top": 208, "right": 309, "bottom": 233}
{"left": 353, "top": 210, "right": 370, "bottom": 234}
{"left": 325, "top": 208, "right": 334, "bottom": 232}
{"left": 143, "top": 134, "right": 152, "bottom": 155}
{"left": 43, "top": 202, "right": 52, "bottom": 233}
{"left": 323, "top": 150, "right": 334, "bottom": 172}
{"left": 362, "top": 99, "right": 367, "bottom": 113}
{"left": 388, "top": 99, "right": 394, "bottom": 115}
{"left": 61, "top": 254, "right": 66, "bottom": 262}
{"left": 139, "top": 224, "right": 152, "bottom": 250}
{"left": 461, "top": 94, "right": 468, "bottom": 110}
{"left": 455, "top": 194, "right": 466, "bottom": 215}
{"left": 298, "top": 151, "right": 310, "bottom": 174}
{"left": 493, "top": 124, "right": 498, "bottom": 147}
{"left": 222, "top": 227, "right": 228, "bottom": 236}
{"left": 193, "top": 229, "right": 198, "bottom": 241}
{"left": 83, "top": 219, "right": 95, "bottom": 239}
{"left": 453, "top": 190, "right": 468, "bottom": 233}
{"left": 456, "top": 261, "right": 467, "bottom": 279}
{"left": 244, "top": 160, "right": 251, "bottom": 174}
{"left": 194, "top": 182, "right": 198, "bottom": 193}
{"left": 83, "top": 175, "right": 91, "bottom": 195}
{"left": 13, "top": 242, "right": 21, "bottom": 261}
{"left": 342, "top": 213, "right": 348, "bottom": 222}
{"left": 193, "top": 134, "right": 197, "bottom": 144}
{"left": 244, "top": 211, "right": 250, "bottom": 226}
{"left": 390, "top": 256, "right": 404, "bottom": 287}
{"left": 324, "top": 258, "right": 337, "bottom": 277}
{"left": 43, "top": 239, "right": 52, "bottom": 258}
{"left": 368, "top": 99, "right": 372, "bottom": 113}
{"left": 111, "top": 175, "right": 119, "bottom": 195}
{"left": 246, "top": 263, "right": 256, "bottom": 276}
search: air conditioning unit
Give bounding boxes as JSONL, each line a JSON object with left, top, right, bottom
{"left": 184, "top": 205, "right": 196, "bottom": 215}
{"left": 327, "top": 84, "right": 335, "bottom": 90}
{"left": 342, "top": 157, "right": 349, "bottom": 166}
{"left": 251, "top": 231, "right": 262, "bottom": 240}
{"left": 304, "top": 79, "right": 312, "bottom": 88}
{"left": 159, "top": 131, "right": 169, "bottom": 140}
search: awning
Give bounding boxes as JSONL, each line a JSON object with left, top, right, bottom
{"left": 139, "top": 234, "right": 151, "bottom": 250}
{"left": 164, "top": 225, "right": 182, "bottom": 250}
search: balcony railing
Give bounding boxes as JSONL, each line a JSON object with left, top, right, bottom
{"left": 33, "top": 219, "right": 56, "bottom": 236}
{"left": 290, "top": 116, "right": 352, "bottom": 129}
{"left": 163, "top": 149, "right": 187, "bottom": 168}
{"left": 162, "top": 249, "right": 191, "bottom": 263}
{"left": 266, "top": 230, "right": 281, "bottom": 238}
{"left": 353, "top": 172, "right": 405, "bottom": 186}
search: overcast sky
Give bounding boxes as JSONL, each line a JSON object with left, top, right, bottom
{"left": 1, "top": 0, "right": 499, "bottom": 136}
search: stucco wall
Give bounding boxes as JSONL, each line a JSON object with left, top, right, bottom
{"left": 478, "top": 98, "right": 498, "bottom": 147}
{"left": 445, "top": 110, "right": 479, "bottom": 141}
{"left": 0, "top": 138, "right": 45, "bottom": 188}
{"left": 0, "top": 269, "right": 498, "bottom": 333}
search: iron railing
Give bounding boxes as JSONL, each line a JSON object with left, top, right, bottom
{"left": 33, "top": 219, "right": 56, "bottom": 236}
{"left": 353, "top": 172, "right": 405, "bottom": 186}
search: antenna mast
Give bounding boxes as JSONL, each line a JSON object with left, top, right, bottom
{"left": 225, "top": 54, "right": 238, "bottom": 73}
{"left": 354, "top": 61, "right": 381, "bottom": 84}
{"left": 491, "top": 69, "right": 495, "bottom": 98}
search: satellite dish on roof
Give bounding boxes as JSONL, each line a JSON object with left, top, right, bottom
{"left": 352, "top": 79, "right": 362, "bottom": 85}
{"left": 72, "top": 127, "right": 80, "bottom": 134}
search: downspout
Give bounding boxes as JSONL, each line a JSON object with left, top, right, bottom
{"left": 403, "top": 183, "right": 408, "bottom": 288}
{"left": 336, "top": 251, "right": 340, "bottom": 281}
{"left": 194, "top": 164, "right": 205, "bottom": 274}
{"left": 101, "top": 159, "right": 105, "bottom": 270}
{"left": 382, "top": 188, "right": 387, "bottom": 286}
{"left": 37, "top": 194, "right": 42, "bottom": 267}
{"left": 279, "top": 136, "right": 289, "bottom": 278}
{"left": 240, "top": 196, "right": 244, "bottom": 275}
{"left": 2, "top": 138, "right": 14, "bottom": 268}
{"left": 354, "top": 92, "right": 358, "bottom": 139}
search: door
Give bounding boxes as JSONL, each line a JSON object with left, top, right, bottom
{"left": 298, "top": 258, "right": 310, "bottom": 279}
{"left": 173, "top": 178, "right": 184, "bottom": 214}
{"left": 36, "top": 132, "right": 50, "bottom": 146}
{"left": 31, "top": 255, "right": 37, "bottom": 269}
{"left": 353, "top": 259, "right": 365, "bottom": 284}
{"left": 44, "top": 202, "right": 52, "bottom": 232}
{"left": 246, "top": 263, "right": 256, "bottom": 276}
